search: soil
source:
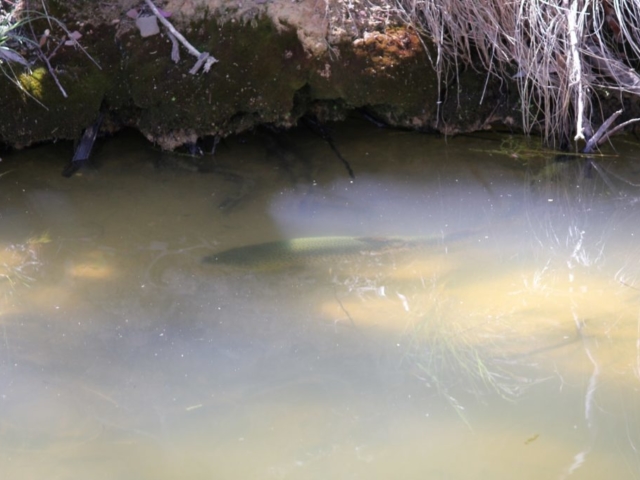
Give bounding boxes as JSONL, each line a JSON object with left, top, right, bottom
{"left": 0, "top": 1, "right": 520, "bottom": 150}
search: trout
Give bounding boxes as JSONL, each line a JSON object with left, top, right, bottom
{"left": 203, "top": 233, "right": 469, "bottom": 270}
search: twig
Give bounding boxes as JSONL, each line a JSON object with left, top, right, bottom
{"left": 36, "top": 48, "right": 67, "bottom": 98}
{"left": 25, "top": 8, "right": 67, "bottom": 98}
{"left": 166, "top": 31, "right": 179, "bottom": 63}
{"left": 599, "top": 117, "right": 640, "bottom": 142}
{"left": 188, "top": 52, "right": 210, "bottom": 75}
{"left": 583, "top": 109, "right": 622, "bottom": 153}
{"left": 583, "top": 109, "right": 640, "bottom": 154}
{"left": 24, "top": 0, "right": 101, "bottom": 99}
{"left": 333, "top": 287, "right": 357, "bottom": 329}
{"left": 143, "top": 0, "right": 218, "bottom": 74}
{"left": 46, "top": 36, "right": 66, "bottom": 60}
{"left": 63, "top": 34, "right": 102, "bottom": 71}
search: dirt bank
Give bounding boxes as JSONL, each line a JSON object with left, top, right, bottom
{"left": 0, "top": 0, "right": 520, "bottom": 150}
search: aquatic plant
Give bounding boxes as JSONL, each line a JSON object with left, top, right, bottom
{"left": 0, "top": 232, "right": 49, "bottom": 293}
{"left": 473, "top": 136, "right": 616, "bottom": 164}
{"left": 412, "top": 305, "right": 526, "bottom": 399}
{"left": 351, "top": 262, "right": 545, "bottom": 426}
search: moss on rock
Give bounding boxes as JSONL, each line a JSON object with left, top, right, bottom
{"left": 0, "top": 35, "right": 113, "bottom": 146}
{"left": 121, "top": 15, "right": 310, "bottom": 147}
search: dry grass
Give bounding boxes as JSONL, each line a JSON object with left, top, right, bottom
{"left": 394, "top": 0, "right": 640, "bottom": 147}
{"left": 328, "top": 0, "right": 640, "bottom": 148}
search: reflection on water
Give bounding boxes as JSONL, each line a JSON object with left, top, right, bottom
{"left": 1, "top": 124, "right": 640, "bottom": 478}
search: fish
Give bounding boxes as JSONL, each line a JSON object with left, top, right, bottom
{"left": 203, "top": 233, "right": 471, "bottom": 271}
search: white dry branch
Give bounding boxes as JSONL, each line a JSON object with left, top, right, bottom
{"left": 565, "top": 0, "right": 586, "bottom": 142}
{"left": 144, "top": 0, "right": 218, "bottom": 74}
{"left": 167, "top": 31, "right": 180, "bottom": 63}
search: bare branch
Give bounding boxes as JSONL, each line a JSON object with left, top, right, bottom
{"left": 583, "top": 109, "right": 622, "bottom": 153}
{"left": 143, "top": 0, "right": 218, "bottom": 74}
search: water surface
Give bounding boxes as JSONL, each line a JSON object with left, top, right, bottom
{"left": 1, "top": 123, "right": 639, "bottom": 479}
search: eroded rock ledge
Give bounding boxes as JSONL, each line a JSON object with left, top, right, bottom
{"left": 0, "top": 0, "right": 520, "bottom": 150}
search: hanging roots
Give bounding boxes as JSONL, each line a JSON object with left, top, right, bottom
{"left": 397, "top": 0, "right": 640, "bottom": 146}
{"left": 325, "top": 0, "right": 640, "bottom": 147}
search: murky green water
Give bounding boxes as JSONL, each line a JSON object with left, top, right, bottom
{"left": 1, "top": 121, "right": 639, "bottom": 479}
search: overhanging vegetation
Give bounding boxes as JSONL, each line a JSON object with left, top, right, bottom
{"left": 391, "top": 0, "right": 640, "bottom": 147}
{"left": 2, "top": 0, "right": 640, "bottom": 150}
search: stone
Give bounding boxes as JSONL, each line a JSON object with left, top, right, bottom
{"left": 135, "top": 15, "right": 160, "bottom": 38}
